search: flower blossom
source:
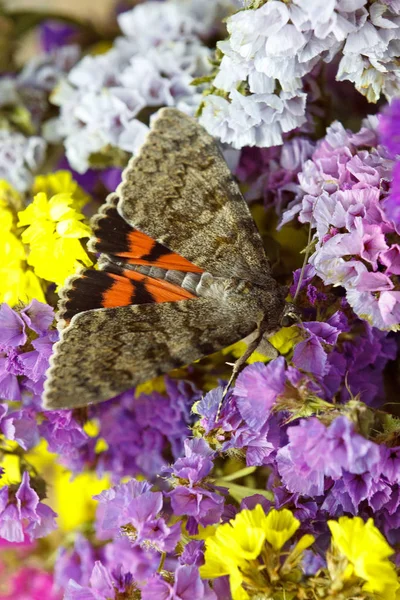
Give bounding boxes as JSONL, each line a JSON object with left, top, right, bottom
{"left": 200, "top": 1, "right": 400, "bottom": 149}
{"left": 18, "top": 190, "right": 92, "bottom": 286}
{"left": 0, "top": 471, "right": 57, "bottom": 543}
{"left": 328, "top": 516, "right": 400, "bottom": 598}
{"left": 166, "top": 438, "right": 226, "bottom": 532}
{"left": 45, "top": 0, "right": 214, "bottom": 173}
{"left": 0, "top": 301, "right": 56, "bottom": 402}
{"left": 281, "top": 116, "right": 400, "bottom": 329}
{"left": 0, "top": 131, "right": 46, "bottom": 193}
{"left": 95, "top": 478, "right": 181, "bottom": 552}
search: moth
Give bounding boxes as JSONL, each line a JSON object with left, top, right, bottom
{"left": 43, "top": 108, "right": 296, "bottom": 410}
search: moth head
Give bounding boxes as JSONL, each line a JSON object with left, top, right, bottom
{"left": 280, "top": 302, "right": 301, "bottom": 328}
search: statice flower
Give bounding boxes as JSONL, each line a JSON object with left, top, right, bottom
{"left": 337, "top": 2, "right": 400, "bottom": 102}
{"left": 0, "top": 403, "right": 39, "bottom": 450}
{"left": 54, "top": 533, "right": 96, "bottom": 590}
{"left": 200, "top": 1, "right": 400, "bottom": 149}
{"left": 95, "top": 478, "right": 181, "bottom": 552}
{"left": 39, "top": 410, "right": 88, "bottom": 467}
{"left": 87, "top": 378, "right": 198, "bottom": 481}
{"left": 0, "top": 181, "right": 45, "bottom": 305}
{"left": 0, "top": 471, "right": 57, "bottom": 542}
{"left": 142, "top": 564, "right": 216, "bottom": 600}
{"left": 17, "top": 190, "right": 93, "bottom": 286}
{"left": 0, "top": 131, "right": 46, "bottom": 192}
{"left": 277, "top": 416, "right": 381, "bottom": 497}
{"left": 0, "top": 301, "right": 57, "bottom": 402}
{"left": 236, "top": 139, "right": 315, "bottom": 214}
{"left": 46, "top": 0, "right": 214, "bottom": 173}
{"left": 40, "top": 21, "right": 77, "bottom": 52}
{"left": 195, "top": 363, "right": 285, "bottom": 468}
{"left": 328, "top": 516, "right": 400, "bottom": 598}
{"left": 166, "top": 438, "right": 226, "bottom": 532}
{"left": 64, "top": 561, "right": 139, "bottom": 600}
{"left": 379, "top": 98, "right": 400, "bottom": 225}
{"left": 280, "top": 116, "right": 400, "bottom": 329}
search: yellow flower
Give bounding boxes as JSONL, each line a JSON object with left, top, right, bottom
{"left": 0, "top": 181, "right": 45, "bottom": 305}
{"left": 263, "top": 508, "right": 300, "bottom": 551}
{"left": 225, "top": 326, "right": 300, "bottom": 364}
{"left": 18, "top": 191, "right": 93, "bottom": 286}
{"left": 200, "top": 505, "right": 302, "bottom": 600}
{"left": 26, "top": 440, "right": 110, "bottom": 532}
{"left": 328, "top": 516, "right": 400, "bottom": 599}
{"left": 33, "top": 170, "right": 89, "bottom": 210}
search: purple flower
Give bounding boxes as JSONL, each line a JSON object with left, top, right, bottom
{"left": 40, "top": 21, "right": 76, "bottom": 53}
{"left": 379, "top": 99, "right": 400, "bottom": 157}
{"left": 88, "top": 380, "right": 196, "bottom": 481}
{"left": 169, "top": 486, "right": 225, "bottom": 529}
{"left": 95, "top": 479, "right": 180, "bottom": 552}
{"left": 169, "top": 438, "right": 214, "bottom": 485}
{"left": 280, "top": 118, "right": 400, "bottom": 329}
{"left": 54, "top": 534, "right": 96, "bottom": 589}
{"left": 277, "top": 416, "right": 381, "bottom": 498}
{"left": 292, "top": 335, "right": 327, "bottom": 377}
{"left": 179, "top": 540, "right": 205, "bottom": 567}
{"left": 0, "top": 302, "right": 57, "bottom": 402}
{"left": 103, "top": 537, "right": 158, "bottom": 581}
{"left": 39, "top": 411, "right": 88, "bottom": 456}
{"left": 0, "top": 304, "right": 27, "bottom": 348}
{"left": 234, "top": 357, "right": 286, "bottom": 430}
{"left": 20, "top": 300, "right": 54, "bottom": 335}
{"left": 64, "top": 561, "right": 135, "bottom": 600}
{"left": 1, "top": 406, "right": 39, "bottom": 449}
{"left": 0, "top": 472, "right": 57, "bottom": 542}
{"left": 142, "top": 565, "right": 216, "bottom": 600}
{"left": 385, "top": 161, "right": 400, "bottom": 226}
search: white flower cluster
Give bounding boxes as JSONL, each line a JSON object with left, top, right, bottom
{"left": 0, "top": 131, "right": 46, "bottom": 192}
{"left": 0, "top": 45, "right": 80, "bottom": 131}
{"left": 45, "top": 0, "right": 237, "bottom": 173}
{"left": 200, "top": 0, "right": 400, "bottom": 149}
{"left": 0, "top": 46, "right": 78, "bottom": 192}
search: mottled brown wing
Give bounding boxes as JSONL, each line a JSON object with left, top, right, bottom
{"left": 117, "top": 108, "right": 271, "bottom": 286}
{"left": 43, "top": 298, "right": 255, "bottom": 410}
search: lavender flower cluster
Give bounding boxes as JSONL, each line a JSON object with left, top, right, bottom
{"left": 2, "top": 0, "right": 400, "bottom": 599}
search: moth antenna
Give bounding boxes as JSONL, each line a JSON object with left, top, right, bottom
{"left": 293, "top": 224, "right": 313, "bottom": 302}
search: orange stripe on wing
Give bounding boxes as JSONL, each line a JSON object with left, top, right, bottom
{"left": 122, "top": 269, "right": 195, "bottom": 302}
{"left": 116, "top": 230, "right": 203, "bottom": 273}
{"left": 102, "top": 273, "right": 134, "bottom": 308}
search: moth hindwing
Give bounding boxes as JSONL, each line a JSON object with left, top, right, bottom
{"left": 43, "top": 108, "right": 287, "bottom": 410}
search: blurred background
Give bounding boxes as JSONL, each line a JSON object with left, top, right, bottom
{"left": 4, "top": 0, "right": 115, "bottom": 21}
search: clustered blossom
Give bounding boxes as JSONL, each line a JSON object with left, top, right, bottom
{"left": 0, "top": 130, "right": 46, "bottom": 193}
{"left": 2, "top": 0, "right": 400, "bottom": 598}
{"left": 379, "top": 97, "right": 400, "bottom": 225}
{"left": 17, "top": 189, "right": 93, "bottom": 286}
{"left": 45, "top": 0, "right": 218, "bottom": 173}
{"left": 95, "top": 478, "right": 181, "bottom": 552}
{"left": 200, "top": 0, "right": 400, "bottom": 148}
{"left": 74, "top": 378, "right": 199, "bottom": 480}
{"left": 166, "top": 438, "right": 226, "bottom": 532}
{"left": 0, "top": 301, "right": 56, "bottom": 404}
{"left": 0, "top": 44, "right": 80, "bottom": 192}
{"left": 281, "top": 116, "right": 400, "bottom": 330}
{"left": 236, "top": 138, "right": 315, "bottom": 214}
{"left": 0, "top": 471, "right": 57, "bottom": 543}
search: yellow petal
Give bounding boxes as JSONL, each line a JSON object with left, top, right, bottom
{"left": 56, "top": 217, "right": 92, "bottom": 239}
{"left": 263, "top": 508, "right": 300, "bottom": 551}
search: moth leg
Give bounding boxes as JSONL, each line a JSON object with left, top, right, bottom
{"left": 216, "top": 327, "right": 266, "bottom": 420}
